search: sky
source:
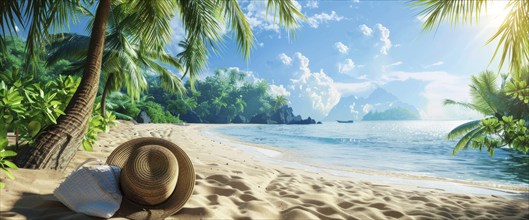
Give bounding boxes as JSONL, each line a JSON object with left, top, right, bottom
{"left": 184, "top": 0, "right": 510, "bottom": 121}
{"left": 10, "top": 0, "right": 513, "bottom": 121}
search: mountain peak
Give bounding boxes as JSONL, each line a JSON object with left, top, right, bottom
{"left": 366, "top": 87, "right": 398, "bottom": 103}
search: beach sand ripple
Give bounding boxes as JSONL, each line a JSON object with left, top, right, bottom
{"left": 1, "top": 122, "right": 528, "bottom": 219}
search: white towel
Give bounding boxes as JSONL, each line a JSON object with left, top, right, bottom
{"left": 54, "top": 165, "right": 122, "bottom": 218}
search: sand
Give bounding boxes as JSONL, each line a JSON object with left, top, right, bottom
{"left": 1, "top": 121, "right": 528, "bottom": 219}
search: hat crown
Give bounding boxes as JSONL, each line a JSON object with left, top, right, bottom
{"left": 120, "top": 145, "right": 178, "bottom": 206}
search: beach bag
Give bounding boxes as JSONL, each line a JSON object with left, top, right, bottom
{"left": 54, "top": 159, "right": 122, "bottom": 218}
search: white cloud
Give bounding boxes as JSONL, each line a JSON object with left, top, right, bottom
{"left": 14, "top": 25, "right": 19, "bottom": 32}
{"left": 389, "top": 61, "right": 403, "bottom": 66}
{"left": 278, "top": 53, "right": 293, "bottom": 65}
{"left": 245, "top": 1, "right": 281, "bottom": 32}
{"left": 349, "top": 102, "right": 358, "bottom": 115}
{"left": 424, "top": 61, "right": 444, "bottom": 68}
{"left": 352, "top": 0, "right": 360, "bottom": 3}
{"left": 307, "top": 11, "right": 343, "bottom": 28}
{"left": 289, "top": 52, "right": 341, "bottom": 118}
{"left": 382, "top": 61, "right": 403, "bottom": 72}
{"left": 334, "top": 81, "right": 376, "bottom": 97}
{"left": 257, "top": 42, "right": 265, "bottom": 47}
{"left": 376, "top": 23, "right": 392, "bottom": 55}
{"left": 362, "top": 104, "right": 374, "bottom": 114}
{"left": 338, "top": 59, "right": 356, "bottom": 74}
{"left": 334, "top": 42, "right": 349, "bottom": 54}
{"left": 359, "top": 24, "right": 373, "bottom": 36}
{"left": 245, "top": 1, "right": 302, "bottom": 33}
{"left": 269, "top": 84, "right": 291, "bottom": 97}
{"left": 305, "top": 0, "right": 319, "bottom": 9}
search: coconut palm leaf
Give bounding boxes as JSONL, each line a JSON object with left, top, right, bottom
{"left": 443, "top": 99, "right": 477, "bottom": 110}
{"left": 452, "top": 126, "right": 486, "bottom": 155}
{"left": 267, "top": 0, "right": 306, "bottom": 35}
{"left": 176, "top": 0, "right": 223, "bottom": 46}
{"left": 487, "top": 1, "right": 529, "bottom": 74}
{"left": 118, "top": 0, "right": 177, "bottom": 52}
{"left": 47, "top": 33, "right": 90, "bottom": 66}
{"left": 143, "top": 58, "right": 185, "bottom": 96}
{"left": 412, "top": 0, "right": 487, "bottom": 31}
{"left": 177, "top": 38, "right": 207, "bottom": 90}
{"left": 218, "top": 0, "right": 253, "bottom": 59}
{"left": 468, "top": 70, "right": 505, "bottom": 115}
{"left": 446, "top": 119, "right": 484, "bottom": 140}
{"left": 413, "top": 0, "right": 529, "bottom": 75}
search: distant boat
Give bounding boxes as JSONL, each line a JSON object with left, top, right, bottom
{"left": 337, "top": 120, "right": 354, "bottom": 123}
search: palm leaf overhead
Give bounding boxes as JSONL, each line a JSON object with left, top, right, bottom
{"left": 218, "top": 0, "right": 254, "bottom": 59}
{"left": 118, "top": 0, "right": 178, "bottom": 53}
{"left": 2, "top": 0, "right": 305, "bottom": 169}
{"left": 443, "top": 99, "right": 477, "bottom": 110}
{"left": 446, "top": 119, "right": 484, "bottom": 140}
{"left": 413, "top": 0, "right": 529, "bottom": 74}
{"left": 487, "top": 1, "right": 529, "bottom": 75}
{"left": 267, "top": 0, "right": 305, "bottom": 34}
{"left": 0, "top": 0, "right": 83, "bottom": 71}
{"left": 452, "top": 126, "right": 486, "bottom": 155}
{"left": 468, "top": 70, "right": 504, "bottom": 115}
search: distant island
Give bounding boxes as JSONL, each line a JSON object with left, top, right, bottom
{"left": 362, "top": 107, "right": 420, "bottom": 121}
{"left": 325, "top": 87, "right": 421, "bottom": 121}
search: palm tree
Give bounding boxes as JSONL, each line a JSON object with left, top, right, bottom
{"left": 235, "top": 97, "right": 247, "bottom": 114}
{"left": 413, "top": 0, "right": 529, "bottom": 155}
{"left": 444, "top": 71, "right": 513, "bottom": 154}
{"left": 273, "top": 95, "right": 288, "bottom": 111}
{"left": 2, "top": 0, "right": 304, "bottom": 169}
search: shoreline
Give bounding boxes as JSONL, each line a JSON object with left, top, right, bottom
{"left": 204, "top": 124, "right": 529, "bottom": 196}
{"left": 1, "top": 122, "right": 528, "bottom": 219}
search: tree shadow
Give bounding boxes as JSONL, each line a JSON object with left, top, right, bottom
{"left": 0, "top": 193, "right": 97, "bottom": 220}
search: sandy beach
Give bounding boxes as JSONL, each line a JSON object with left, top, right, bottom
{"left": 1, "top": 121, "right": 528, "bottom": 219}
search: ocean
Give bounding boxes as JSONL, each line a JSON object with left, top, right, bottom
{"left": 210, "top": 121, "right": 529, "bottom": 192}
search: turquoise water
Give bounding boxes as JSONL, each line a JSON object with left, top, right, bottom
{"left": 213, "top": 121, "right": 529, "bottom": 188}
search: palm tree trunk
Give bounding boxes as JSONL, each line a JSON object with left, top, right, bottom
{"left": 14, "top": 0, "right": 112, "bottom": 170}
{"left": 101, "top": 78, "right": 111, "bottom": 116}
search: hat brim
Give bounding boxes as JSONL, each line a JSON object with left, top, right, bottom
{"left": 106, "top": 137, "right": 195, "bottom": 219}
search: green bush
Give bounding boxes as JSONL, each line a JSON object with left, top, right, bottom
{"left": 141, "top": 101, "right": 180, "bottom": 123}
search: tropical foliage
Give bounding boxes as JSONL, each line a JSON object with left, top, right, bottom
{"left": 445, "top": 70, "right": 529, "bottom": 155}
{"left": 413, "top": 0, "right": 529, "bottom": 155}
{"left": 105, "top": 67, "right": 288, "bottom": 124}
{"left": 1, "top": 0, "right": 304, "bottom": 169}
{"left": 0, "top": 71, "right": 79, "bottom": 146}
{"left": 178, "top": 68, "right": 279, "bottom": 122}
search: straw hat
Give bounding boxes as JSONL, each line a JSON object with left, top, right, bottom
{"left": 106, "top": 137, "right": 195, "bottom": 219}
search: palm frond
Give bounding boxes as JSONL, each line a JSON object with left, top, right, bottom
{"left": 266, "top": 0, "right": 306, "bottom": 36}
{"left": 24, "top": 0, "right": 81, "bottom": 71}
{"left": 176, "top": 0, "right": 224, "bottom": 49}
{"left": 0, "top": 0, "right": 23, "bottom": 55}
{"left": 177, "top": 38, "right": 208, "bottom": 90}
{"left": 487, "top": 1, "right": 529, "bottom": 74}
{"left": 144, "top": 59, "right": 185, "bottom": 96}
{"left": 411, "top": 0, "right": 487, "bottom": 32}
{"left": 121, "top": 0, "right": 178, "bottom": 53}
{"left": 47, "top": 33, "right": 90, "bottom": 66}
{"left": 218, "top": 0, "right": 254, "bottom": 59}
{"left": 443, "top": 99, "right": 477, "bottom": 110}
{"left": 142, "top": 50, "right": 183, "bottom": 73}
{"left": 452, "top": 126, "right": 486, "bottom": 155}
{"left": 446, "top": 119, "right": 483, "bottom": 140}
{"left": 469, "top": 70, "right": 505, "bottom": 115}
